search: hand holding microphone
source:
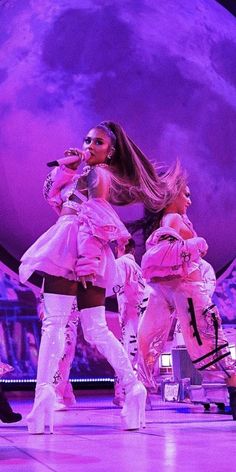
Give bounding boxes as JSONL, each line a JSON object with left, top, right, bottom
{"left": 47, "top": 148, "right": 91, "bottom": 168}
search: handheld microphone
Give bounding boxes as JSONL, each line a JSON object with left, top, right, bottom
{"left": 47, "top": 150, "right": 90, "bottom": 167}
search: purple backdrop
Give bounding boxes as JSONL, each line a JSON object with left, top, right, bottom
{"left": 0, "top": 0, "right": 236, "bottom": 271}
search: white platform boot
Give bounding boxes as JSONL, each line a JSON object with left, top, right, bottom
{"left": 27, "top": 293, "right": 75, "bottom": 434}
{"left": 54, "top": 308, "right": 78, "bottom": 410}
{"left": 80, "top": 306, "right": 146, "bottom": 430}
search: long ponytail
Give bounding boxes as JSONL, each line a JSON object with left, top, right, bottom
{"left": 98, "top": 121, "right": 168, "bottom": 212}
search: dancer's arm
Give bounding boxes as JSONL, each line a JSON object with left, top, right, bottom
{"left": 43, "top": 166, "right": 77, "bottom": 213}
{"left": 142, "top": 228, "right": 208, "bottom": 280}
{"left": 162, "top": 213, "right": 193, "bottom": 240}
{"left": 162, "top": 213, "right": 207, "bottom": 257}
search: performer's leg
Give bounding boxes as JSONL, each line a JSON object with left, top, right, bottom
{"left": 27, "top": 276, "right": 77, "bottom": 434}
{"left": 137, "top": 283, "right": 175, "bottom": 390}
{"left": 175, "top": 279, "right": 236, "bottom": 419}
{"left": 121, "top": 306, "right": 139, "bottom": 368}
{"left": 54, "top": 302, "right": 78, "bottom": 409}
{"left": 78, "top": 283, "right": 146, "bottom": 430}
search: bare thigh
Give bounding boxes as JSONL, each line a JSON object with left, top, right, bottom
{"left": 44, "top": 274, "right": 78, "bottom": 295}
{"left": 77, "top": 282, "right": 105, "bottom": 309}
{"left": 44, "top": 276, "right": 106, "bottom": 308}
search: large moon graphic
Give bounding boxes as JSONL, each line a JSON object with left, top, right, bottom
{"left": 0, "top": 0, "right": 236, "bottom": 271}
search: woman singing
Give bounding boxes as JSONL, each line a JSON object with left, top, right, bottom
{"left": 19, "top": 121, "right": 167, "bottom": 433}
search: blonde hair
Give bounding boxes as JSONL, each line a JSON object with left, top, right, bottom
{"left": 161, "top": 159, "right": 188, "bottom": 208}
{"left": 127, "top": 160, "right": 188, "bottom": 238}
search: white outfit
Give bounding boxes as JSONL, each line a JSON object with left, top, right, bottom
{"left": 112, "top": 254, "right": 145, "bottom": 404}
{"left": 114, "top": 254, "right": 145, "bottom": 365}
{"left": 19, "top": 164, "right": 130, "bottom": 293}
{"left": 19, "top": 163, "right": 146, "bottom": 432}
{"left": 53, "top": 299, "right": 78, "bottom": 408}
{"left": 138, "top": 216, "right": 236, "bottom": 389}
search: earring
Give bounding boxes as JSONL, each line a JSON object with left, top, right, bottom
{"left": 106, "top": 154, "right": 112, "bottom": 164}
{"left": 106, "top": 146, "right": 115, "bottom": 164}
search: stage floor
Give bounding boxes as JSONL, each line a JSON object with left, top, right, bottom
{"left": 1, "top": 390, "right": 236, "bottom": 472}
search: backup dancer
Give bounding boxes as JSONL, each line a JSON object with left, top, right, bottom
{"left": 19, "top": 121, "right": 167, "bottom": 433}
{"left": 113, "top": 238, "right": 146, "bottom": 406}
{"left": 138, "top": 163, "right": 236, "bottom": 419}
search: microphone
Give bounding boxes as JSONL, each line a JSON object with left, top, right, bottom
{"left": 47, "top": 150, "right": 90, "bottom": 167}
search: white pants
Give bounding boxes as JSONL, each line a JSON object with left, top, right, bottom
{"left": 118, "top": 304, "right": 139, "bottom": 368}
{"left": 138, "top": 278, "right": 236, "bottom": 388}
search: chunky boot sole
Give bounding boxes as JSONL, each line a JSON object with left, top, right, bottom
{"left": 121, "top": 382, "right": 147, "bottom": 430}
{"left": 26, "top": 385, "right": 55, "bottom": 434}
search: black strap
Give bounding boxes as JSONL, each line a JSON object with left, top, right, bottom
{"left": 188, "top": 297, "right": 203, "bottom": 346}
{"left": 198, "top": 351, "right": 231, "bottom": 371}
{"left": 192, "top": 342, "right": 229, "bottom": 364}
{"left": 202, "top": 304, "right": 216, "bottom": 316}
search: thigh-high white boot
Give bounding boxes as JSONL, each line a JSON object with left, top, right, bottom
{"left": 27, "top": 293, "right": 75, "bottom": 434}
{"left": 54, "top": 305, "right": 78, "bottom": 409}
{"left": 80, "top": 306, "right": 146, "bottom": 430}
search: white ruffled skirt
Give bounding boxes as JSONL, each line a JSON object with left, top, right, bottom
{"left": 19, "top": 199, "right": 130, "bottom": 295}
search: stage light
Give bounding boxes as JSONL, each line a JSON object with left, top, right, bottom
{"left": 160, "top": 353, "right": 172, "bottom": 367}
{"left": 0, "top": 377, "right": 115, "bottom": 384}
